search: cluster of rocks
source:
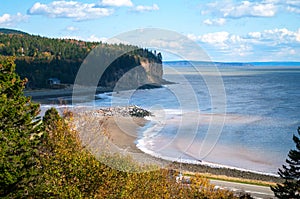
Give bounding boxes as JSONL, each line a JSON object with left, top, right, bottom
{"left": 128, "top": 105, "right": 151, "bottom": 117}
{"left": 92, "top": 105, "right": 151, "bottom": 118}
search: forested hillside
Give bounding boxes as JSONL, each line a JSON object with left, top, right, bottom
{"left": 0, "top": 57, "right": 240, "bottom": 198}
{"left": 0, "top": 29, "right": 163, "bottom": 88}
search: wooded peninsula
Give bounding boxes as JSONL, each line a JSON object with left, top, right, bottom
{"left": 0, "top": 28, "right": 163, "bottom": 89}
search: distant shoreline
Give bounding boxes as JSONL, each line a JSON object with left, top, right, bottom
{"left": 163, "top": 60, "right": 300, "bottom": 67}
{"left": 25, "top": 83, "right": 167, "bottom": 104}
{"left": 25, "top": 86, "right": 112, "bottom": 104}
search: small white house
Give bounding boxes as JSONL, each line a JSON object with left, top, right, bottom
{"left": 47, "top": 78, "right": 61, "bottom": 88}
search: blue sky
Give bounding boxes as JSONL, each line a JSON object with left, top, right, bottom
{"left": 1, "top": 0, "right": 300, "bottom": 62}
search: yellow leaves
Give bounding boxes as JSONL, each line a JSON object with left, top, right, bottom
{"left": 11, "top": 78, "right": 16, "bottom": 85}
{"left": 37, "top": 109, "right": 239, "bottom": 199}
{"left": 188, "top": 174, "right": 236, "bottom": 199}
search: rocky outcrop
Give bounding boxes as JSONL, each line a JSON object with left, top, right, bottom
{"left": 140, "top": 58, "right": 163, "bottom": 83}
{"left": 79, "top": 106, "right": 151, "bottom": 118}
{"left": 99, "top": 50, "right": 167, "bottom": 91}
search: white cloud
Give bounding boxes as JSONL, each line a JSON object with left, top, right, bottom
{"left": 285, "top": 0, "right": 300, "bottom": 8}
{"left": 296, "top": 29, "right": 300, "bottom": 42}
{"left": 202, "top": 0, "right": 300, "bottom": 24}
{"left": 229, "top": 35, "right": 242, "bottom": 43}
{"left": 263, "top": 0, "right": 281, "bottom": 3}
{"left": 286, "top": 5, "right": 300, "bottom": 14}
{"left": 199, "top": 32, "right": 230, "bottom": 44}
{"left": 179, "top": 30, "right": 300, "bottom": 61}
{"left": 66, "top": 26, "right": 79, "bottom": 32}
{"left": 233, "top": 44, "right": 252, "bottom": 56}
{"left": 289, "top": 49, "right": 296, "bottom": 54}
{"left": 28, "top": 1, "right": 113, "bottom": 21}
{"left": 260, "top": 28, "right": 298, "bottom": 45}
{"left": 100, "top": 0, "right": 133, "bottom": 7}
{"left": 274, "top": 47, "right": 298, "bottom": 58}
{"left": 188, "top": 32, "right": 231, "bottom": 48}
{"left": 203, "top": 19, "right": 213, "bottom": 25}
{"left": 266, "top": 0, "right": 300, "bottom": 14}
{"left": 149, "top": 38, "right": 182, "bottom": 49}
{"left": 0, "top": 13, "right": 28, "bottom": 26}
{"left": 0, "top": 14, "right": 12, "bottom": 24}
{"left": 248, "top": 32, "right": 262, "bottom": 39}
{"left": 206, "top": 28, "right": 300, "bottom": 46}
{"left": 86, "top": 35, "right": 108, "bottom": 42}
{"left": 203, "top": 18, "right": 226, "bottom": 25}
{"left": 203, "top": 0, "right": 277, "bottom": 19}
{"left": 221, "top": 1, "right": 277, "bottom": 18}
{"left": 187, "top": 34, "right": 199, "bottom": 41}
{"left": 133, "top": 4, "right": 159, "bottom": 12}
{"left": 187, "top": 27, "right": 300, "bottom": 61}
{"left": 60, "top": 34, "right": 108, "bottom": 42}
{"left": 195, "top": 32, "right": 231, "bottom": 52}
{"left": 196, "top": 32, "right": 252, "bottom": 57}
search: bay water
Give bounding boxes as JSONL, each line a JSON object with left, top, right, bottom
{"left": 41, "top": 62, "right": 300, "bottom": 175}
{"left": 94, "top": 63, "right": 300, "bottom": 175}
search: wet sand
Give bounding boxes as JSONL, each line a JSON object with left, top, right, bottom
{"left": 69, "top": 108, "right": 282, "bottom": 183}
{"left": 99, "top": 116, "right": 147, "bottom": 153}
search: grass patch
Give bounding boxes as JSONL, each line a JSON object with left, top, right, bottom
{"left": 183, "top": 171, "right": 277, "bottom": 187}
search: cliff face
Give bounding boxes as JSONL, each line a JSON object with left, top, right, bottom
{"left": 140, "top": 59, "right": 163, "bottom": 83}
{"left": 115, "top": 61, "right": 163, "bottom": 90}
{"left": 99, "top": 50, "right": 165, "bottom": 91}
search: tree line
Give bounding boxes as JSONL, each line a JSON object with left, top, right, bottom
{"left": 0, "top": 29, "right": 162, "bottom": 88}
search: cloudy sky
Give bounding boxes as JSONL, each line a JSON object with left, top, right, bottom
{"left": 1, "top": 0, "right": 300, "bottom": 62}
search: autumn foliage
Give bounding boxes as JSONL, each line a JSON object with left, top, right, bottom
{"left": 0, "top": 57, "right": 243, "bottom": 198}
{"left": 32, "top": 108, "right": 237, "bottom": 198}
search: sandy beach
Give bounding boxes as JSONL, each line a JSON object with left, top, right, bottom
{"left": 98, "top": 116, "right": 146, "bottom": 153}
{"left": 70, "top": 107, "right": 170, "bottom": 170}
{"left": 67, "top": 107, "right": 282, "bottom": 184}
{"left": 71, "top": 108, "right": 143, "bottom": 151}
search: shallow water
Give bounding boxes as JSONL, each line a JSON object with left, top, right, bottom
{"left": 85, "top": 64, "right": 300, "bottom": 174}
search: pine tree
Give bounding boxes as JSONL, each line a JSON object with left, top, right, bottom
{"left": 271, "top": 127, "right": 300, "bottom": 198}
{"left": 0, "top": 57, "right": 42, "bottom": 197}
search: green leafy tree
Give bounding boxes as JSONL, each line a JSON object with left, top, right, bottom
{"left": 0, "top": 56, "right": 42, "bottom": 197}
{"left": 271, "top": 127, "right": 300, "bottom": 198}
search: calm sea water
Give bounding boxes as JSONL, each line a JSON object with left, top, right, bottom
{"left": 89, "top": 63, "right": 300, "bottom": 174}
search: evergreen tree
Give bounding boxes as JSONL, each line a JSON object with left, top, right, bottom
{"left": 271, "top": 127, "right": 300, "bottom": 198}
{"left": 0, "top": 57, "right": 42, "bottom": 197}
{"left": 0, "top": 31, "right": 164, "bottom": 89}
